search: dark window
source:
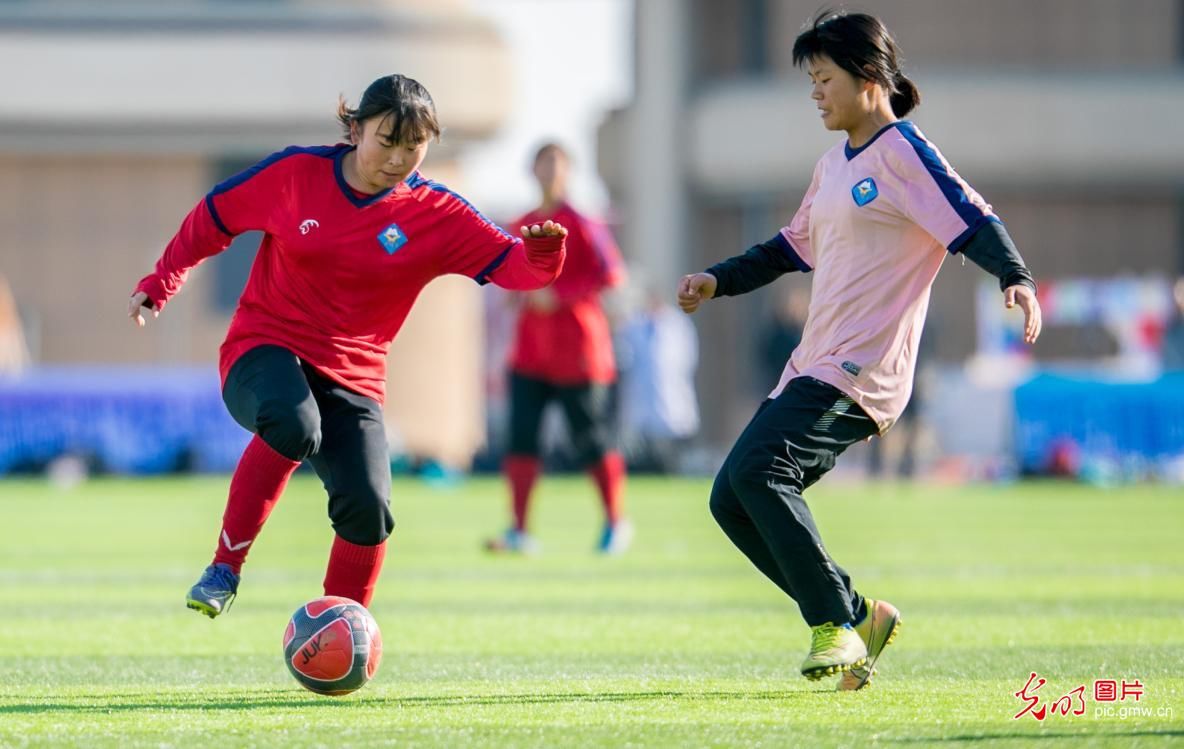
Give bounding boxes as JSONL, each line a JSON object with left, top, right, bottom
{"left": 207, "top": 157, "right": 264, "bottom": 313}
{"left": 690, "top": 0, "right": 770, "bottom": 80}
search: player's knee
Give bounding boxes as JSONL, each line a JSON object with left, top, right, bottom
{"left": 725, "top": 446, "right": 761, "bottom": 493}
{"left": 727, "top": 446, "right": 801, "bottom": 498}
{"left": 708, "top": 468, "right": 736, "bottom": 522}
{"left": 332, "top": 485, "right": 394, "bottom": 545}
{"left": 708, "top": 485, "right": 731, "bottom": 529}
{"left": 256, "top": 396, "right": 321, "bottom": 461}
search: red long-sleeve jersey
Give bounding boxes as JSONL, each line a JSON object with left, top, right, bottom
{"left": 135, "top": 144, "right": 565, "bottom": 404}
{"left": 507, "top": 202, "right": 625, "bottom": 384}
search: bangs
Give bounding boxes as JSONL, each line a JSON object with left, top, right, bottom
{"left": 791, "top": 29, "right": 829, "bottom": 68}
{"left": 377, "top": 105, "right": 441, "bottom": 145}
{"left": 338, "top": 74, "right": 442, "bottom": 142}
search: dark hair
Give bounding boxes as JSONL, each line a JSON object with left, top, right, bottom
{"left": 791, "top": 9, "right": 920, "bottom": 117}
{"left": 336, "top": 74, "right": 442, "bottom": 143}
{"left": 533, "top": 141, "right": 569, "bottom": 165}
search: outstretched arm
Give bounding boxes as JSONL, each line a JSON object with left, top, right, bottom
{"left": 677, "top": 233, "right": 810, "bottom": 314}
{"left": 960, "top": 221, "right": 1042, "bottom": 344}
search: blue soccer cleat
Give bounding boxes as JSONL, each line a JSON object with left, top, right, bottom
{"left": 185, "top": 563, "right": 240, "bottom": 619}
{"left": 597, "top": 519, "right": 635, "bottom": 555}
{"left": 484, "top": 528, "right": 540, "bottom": 555}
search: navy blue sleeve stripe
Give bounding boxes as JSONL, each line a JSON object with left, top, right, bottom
{"left": 425, "top": 181, "right": 516, "bottom": 242}
{"left": 896, "top": 123, "right": 989, "bottom": 234}
{"left": 948, "top": 215, "right": 1002, "bottom": 255}
{"left": 773, "top": 233, "right": 813, "bottom": 272}
{"left": 404, "top": 171, "right": 430, "bottom": 190}
{"left": 473, "top": 241, "right": 518, "bottom": 285}
{"left": 208, "top": 144, "right": 342, "bottom": 198}
{"left": 204, "top": 194, "right": 232, "bottom": 236}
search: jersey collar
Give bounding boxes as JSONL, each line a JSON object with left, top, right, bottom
{"left": 844, "top": 120, "right": 908, "bottom": 161}
{"left": 333, "top": 146, "right": 395, "bottom": 208}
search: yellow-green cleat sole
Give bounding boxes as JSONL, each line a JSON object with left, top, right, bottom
{"left": 186, "top": 598, "right": 222, "bottom": 619}
{"left": 802, "top": 655, "right": 868, "bottom": 681}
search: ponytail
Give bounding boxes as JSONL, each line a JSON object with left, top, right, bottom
{"left": 890, "top": 72, "right": 920, "bottom": 117}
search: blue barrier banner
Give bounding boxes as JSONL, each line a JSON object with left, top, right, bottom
{"left": 1014, "top": 372, "right": 1184, "bottom": 476}
{"left": 0, "top": 367, "right": 249, "bottom": 475}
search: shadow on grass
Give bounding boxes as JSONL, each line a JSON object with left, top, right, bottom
{"left": 887, "top": 729, "right": 1184, "bottom": 743}
{"left": 0, "top": 688, "right": 821, "bottom": 714}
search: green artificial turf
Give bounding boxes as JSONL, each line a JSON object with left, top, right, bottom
{"left": 0, "top": 475, "right": 1180, "bottom": 747}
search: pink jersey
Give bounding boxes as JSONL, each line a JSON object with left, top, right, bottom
{"left": 772, "top": 121, "right": 997, "bottom": 432}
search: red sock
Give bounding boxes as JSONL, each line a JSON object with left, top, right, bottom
{"left": 211, "top": 435, "right": 300, "bottom": 574}
{"left": 323, "top": 535, "right": 387, "bottom": 607}
{"left": 504, "top": 455, "right": 541, "bottom": 532}
{"left": 589, "top": 451, "right": 626, "bottom": 525}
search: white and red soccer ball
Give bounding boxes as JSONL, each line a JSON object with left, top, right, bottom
{"left": 283, "top": 596, "right": 382, "bottom": 695}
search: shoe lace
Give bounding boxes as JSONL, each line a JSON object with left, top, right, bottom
{"left": 201, "top": 565, "right": 238, "bottom": 593}
{"left": 810, "top": 623, "right": 844, "bottom": 653}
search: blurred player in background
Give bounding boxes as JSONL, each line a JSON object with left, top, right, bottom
{"left": 678, "top": 11, "right": 1041, "bottom": 689}
{"left": 1162, "top": 276, "right": 1184, "bottom": 370}
{"left": 486, "top": 143, "right": 631, "bottom": 555}
{"left": 0, "top": 274, "right": 30, "bottom": 375}
{"left": 128, "top": 74, "right": 567, "bottom": 618}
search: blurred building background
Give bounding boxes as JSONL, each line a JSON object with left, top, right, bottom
{"left": 2, "top": 0, "right": 1183, "bottom": 480}
{"left": 599, "top": 0, "right": 1184, "bottom": 475}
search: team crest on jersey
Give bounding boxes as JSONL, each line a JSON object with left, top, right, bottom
{"left": 377, "top": 222, "right": 407, "bottom": 254}
{"left": 851, "top": 177, "right": 878, "bottom": 207}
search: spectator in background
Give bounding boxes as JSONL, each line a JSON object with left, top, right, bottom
{"left": 618, "top": 289, "right": 700, "bottom": 473}
{"left": 486, "top": 142, "right": 632, "bottom": 555}
{"left": 1162, "top": 277, "right": 1184, "bottom": 370}
{"left": 0, "top": 275, "right": 30, "bottom": 375}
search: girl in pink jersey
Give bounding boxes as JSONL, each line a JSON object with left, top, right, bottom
{"left": 678, "top": 11, "right": 1041, "bottom": 690}
{"left": 128, "top": 74, "right": 568, "bottom": 619}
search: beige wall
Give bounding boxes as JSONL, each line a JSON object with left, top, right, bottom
{"left": 0, "top": 155, "right": 224, "bottom": 364}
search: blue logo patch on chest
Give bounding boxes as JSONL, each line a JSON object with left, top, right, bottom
{"left": 851, "top": 177, "right": 878, "bottom": 207}
{"left": 377, "top": 222, "right": 407, "bottom": 254}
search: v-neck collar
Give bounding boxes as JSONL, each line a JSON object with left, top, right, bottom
{"left": 333, "top": 146, "right": 395, "bottom": 208}
{"left": 844, "top": 120, "right": 907, "bottom": 161}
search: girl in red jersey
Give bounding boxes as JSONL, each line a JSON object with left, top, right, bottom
{"left": 485, "top": 143, "right": 631, "bottom": 555}
{"left": 128, "top": 74, "right": 568, "bottom": 617}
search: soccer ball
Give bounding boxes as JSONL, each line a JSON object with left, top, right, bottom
{"left": 283, "top": 596, "right": 383, "bottom": 695}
